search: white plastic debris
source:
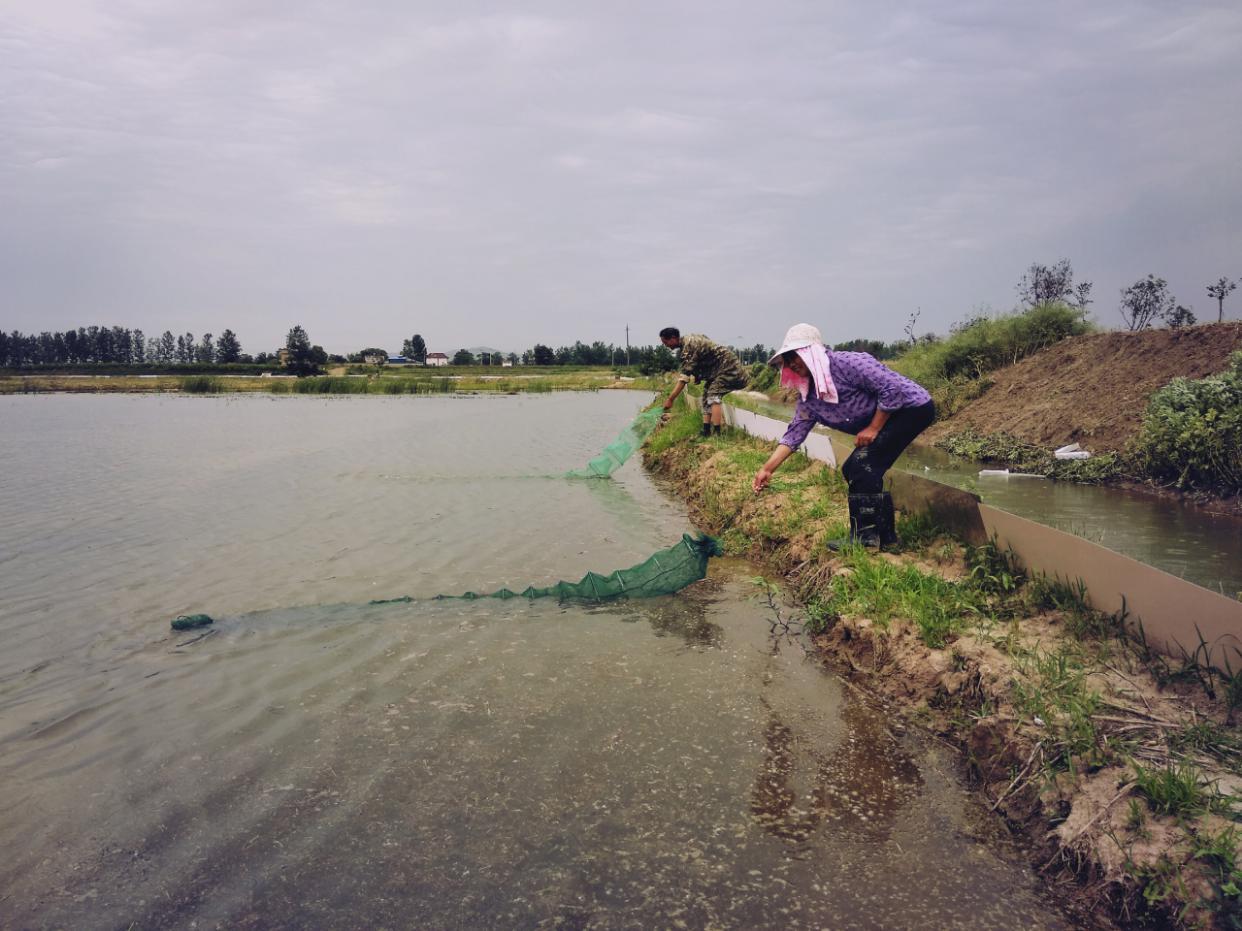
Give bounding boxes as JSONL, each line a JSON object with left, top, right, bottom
{"left": 1054, "top": 442, "right": 1091, "bottom": 461}
{"left": 979, "top": 469, "right": 1010, "bottom": 477}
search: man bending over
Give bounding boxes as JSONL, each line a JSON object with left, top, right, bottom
{"left": 659, "top": 327, "right": 750, "bottom": 437}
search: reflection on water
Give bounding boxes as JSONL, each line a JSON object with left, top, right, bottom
{"left": 0, "top": 395, "right": 1071, "bottom": 929}
{"left": 743, "top": 397, "right": 1242, "bottom": 599}
{"left": 752, "top": 700, "right": 923, "bottom": 844}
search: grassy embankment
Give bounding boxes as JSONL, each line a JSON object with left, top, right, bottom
{"left": 923, "top": 346, "right": 1242, "bottom": 497}
{"left": 646, "top": 403, "right": 1242, "bottom": 928}
{"left": 881, "top": 307, "right": 1242, "bottom": 497}
{"left": 888, "top": 304, "right": 1130, "bottom": 483}
{"left": 0, "top": 367, "right": 668, "bottom": 396}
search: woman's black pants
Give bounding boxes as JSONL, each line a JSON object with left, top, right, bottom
{"left": 840, "top": 401, "right": 936, "bottom": 494}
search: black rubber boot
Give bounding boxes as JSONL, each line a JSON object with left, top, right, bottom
{"left": 700, "top": 422, "right": 712, "bottom": 438}
{"left": 878, "top": 492, "right": 900, "bottom": 551}
{"left": 711, "top": 423, "right": 722, "bottom": 436}
{"left": 827, "top": 493, "right": 883, "bottom": 551}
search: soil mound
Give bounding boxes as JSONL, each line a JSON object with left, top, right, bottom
{"left": 923, "top": 321, "right": 1242, "bottom": 454}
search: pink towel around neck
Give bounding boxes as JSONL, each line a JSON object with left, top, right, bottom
{"left": 779, "top": 344, "right": 838, "bottom": 403}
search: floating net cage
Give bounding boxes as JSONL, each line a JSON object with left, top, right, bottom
{"left": 565, "top": 406, "right": 665, "bottom": 479}
{"left": 370, "top": 533, "right": 723, "bottom": 605}
{"left": 172, "top": 405, "right": 720, "bottom": 630}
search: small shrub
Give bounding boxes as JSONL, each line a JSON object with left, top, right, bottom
{"left": 1132, "top": 351, "right": 1242, "bottom": 493}
{"left": 965, "top": 538, "right": 1026, "bottom": 596}
{"left": 746, "top": 360, "right": 778, "bottom": 393}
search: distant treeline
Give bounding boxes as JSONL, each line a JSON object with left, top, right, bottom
{"left": 0, "top": 326, "right": 255, "bottom": 367}
{"left": 1, "top": 324, "right": 905, "bottom": 372}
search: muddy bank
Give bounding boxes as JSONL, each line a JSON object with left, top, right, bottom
{"left": 645, "top": 419, "right": 1242, "bottom": 929}
{"left": 921, "top": 322, "right": 1242, "bottom": 455}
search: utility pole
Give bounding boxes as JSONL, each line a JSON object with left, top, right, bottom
{"left": 625, "top": 325, "right": 630, "bottom": 366}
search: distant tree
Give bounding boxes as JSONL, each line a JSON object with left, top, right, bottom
{"left": 175, "top": 334, "right": 189, "bottom": 363}
{"left": 452, "top": 349, "right": 475, "bottom": 366}
{"left": 640, "top": 345, "right": 677, "bottom": 375}
{"left": 254, "top": 351, "right": 272, "bottom": 364}
{"left": 480, "top": 351, "right": 493, "bottom": 366}
{"left": 402, "top": 334, "right": 427, "bottom": 363}
{"left": 112, "top": 326, "right": 133, "bottom": 364}
{"left": 507, "top": 352, "right": 518, "bottom": 365}
{"left": 1165, "top": 305, "right": 1197, "bottom": 328}
{"left": 95, "top": 326, "right": 114, "bottom": 362}
{"left": 285, "top": 325, "right": 318, "bottom": 376}
{"left": 132, "top": 328, "right": 145, "bottom": 363}
{"left": 216, "top": 329, "right": 241, "bottom": 363}
{"left": 309, "top": 345, "right": 328, "bottom": 366}
{"left": 1120, "top": 275, "right": 1175, "bottom": 331}
{"left": 532, "top": 344, "right": 555, "bottom": 365}
{"left": 1073, "top": 281, "right": 1094, "bottom": 317}
{"left": 183, "top": 333, "right": 195, "bottom": 363}
{"left": 160, "top": 331, "right": 176, "bottom": 363}
{"left": 834, "top": 338, "right": 901, "bottom": 360}
{"left": 197, "top": 333, "right": 215, "bottom": 364}
{"left": 904, "top": 308, "right": 921, "bottom": 345}
{"left": 1207, "top": 278, "right": 1237, "bottom": 323}
{"left": 1018, "top": 259, "right": 1081, "bottom": 307}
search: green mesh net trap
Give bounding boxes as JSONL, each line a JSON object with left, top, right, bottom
{"left": 565, "top": 406, "right": 665, "bottom": 479}
{"left": 168, "top": 406, "right": 719, "bottom": 629}
{"left": 368, "top": 533, "right": 723, "bottom": 605}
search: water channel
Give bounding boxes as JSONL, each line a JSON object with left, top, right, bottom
{"left": 740, "top": 396, "right": 1242, "bottom": 600}
{"left": 0, "top": 393, "right": 1073, "bottom": 928}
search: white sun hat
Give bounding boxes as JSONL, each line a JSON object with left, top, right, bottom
{"left": 767, "top": 323, "right": 824, "bottom": 366}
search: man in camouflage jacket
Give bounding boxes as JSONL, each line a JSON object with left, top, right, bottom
{"left": 659, "top": 327, "right": 750, "bottom": 436}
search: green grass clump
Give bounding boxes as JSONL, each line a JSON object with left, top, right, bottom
{"left": 290, "top": 376, "right": 370, "bottom": 394}
{"left": 1193, "top": 826, "right": 1242, "bottom": 911}
{"left": 1010, "top": 645, "right": 1103, "bottom": 771}
{"left": 823, "top": 549, "right": 984, "bottom": 648}
{"left": 964, "top": 539, "right": 1026, "bottom": 596}
{"left": 1133, "top": 761, "right": 1223, "bottom": 818}
{"left": 644, "top": 406, "right": 703, "bottom": 458}
{"left": 181, "top": 375, "right": 225, "bottom": 393}
{"left": 937, "top": 429, "right": 1125, "bottom": 483}
{"left": 891, "top": 303, "right": 1090, "bottom": 408}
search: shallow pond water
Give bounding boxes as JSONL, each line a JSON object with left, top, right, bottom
{"left": 0, "top": 394, "right": 1071, "bottom": 928}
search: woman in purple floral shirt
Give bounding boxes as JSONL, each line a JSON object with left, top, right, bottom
{"left": 751, "top": 324, "right": 934, "bottom": 549}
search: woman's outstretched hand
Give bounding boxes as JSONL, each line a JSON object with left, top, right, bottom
{"left": 855, "top": 426, "right": 879, "bottom": 447}
{"left": 753, "top": 468, "right": 773, "bottom": 494}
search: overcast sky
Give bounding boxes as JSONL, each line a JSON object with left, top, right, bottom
{"left": 3, "top": 1, "right": 1241, "bottom": 356}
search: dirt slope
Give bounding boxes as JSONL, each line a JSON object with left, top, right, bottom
{"left": 922, "top": 321, "right": 1242, "bottom": 454}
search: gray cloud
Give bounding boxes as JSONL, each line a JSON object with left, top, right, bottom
{"left": 3, "top": 0, "right": 1241, "bottom": 355}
